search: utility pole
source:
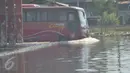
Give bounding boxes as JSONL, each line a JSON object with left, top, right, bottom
{"left": 0, "top": 0, "right": 23, "bottom": 48}
{"left": 15, "top": 0, "right": 23, "bottom": 43}
{"left": 7, "top": 0, "right": 16, "bottom": 47}
{"left": 115, "top": 0, "right": 122, "bottom": 72}
{"left": 116, "top": 0, "right": 119, "bottom": 17}
{"left": 0, "top": 0, "right": 7, "bottom": 47}
{"left": 76, "top": 0, "right": 79, "bottom": 7}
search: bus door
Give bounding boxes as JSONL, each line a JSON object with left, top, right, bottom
{"left": 66, "top": 11, "right": 79, "bottom": 39}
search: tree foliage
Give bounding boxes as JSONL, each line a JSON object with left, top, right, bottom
{"left": 92, "top": 0, "right": 116, "bottom": 15}
{"left": 101, "top": 11, "right": 119, "bottom": 25}
{"left": 92, "top": 0, "right": 119, "bottom": 25}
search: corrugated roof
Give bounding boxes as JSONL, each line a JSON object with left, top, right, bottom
{"left": 119, "top": 1, "right": 130, "bottom": 4}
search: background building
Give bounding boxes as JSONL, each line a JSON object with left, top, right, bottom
{"left": 118, "top": 1, "right": 130, "bottom": 25}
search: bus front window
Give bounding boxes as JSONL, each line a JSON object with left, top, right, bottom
{"left": 68, "top": 13, "right": 75, "bottom": 21}
{"left": 78, "top": 10, "right": 88, "bottom": 28}
{"left": 78, "top": 10, "right": 89, "bottom": 37}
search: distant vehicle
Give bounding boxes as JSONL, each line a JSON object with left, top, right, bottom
{"left": 87, "top": 16, "right": 100, "bottom": 26}
{"left": 22, "top": 4, "right": 89, "bottom": 42}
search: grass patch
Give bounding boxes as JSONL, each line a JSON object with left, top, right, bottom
{"left": 89, "top": 26, "right": 130, "bottom": 36}
{"left": 90, "top": 26, "right": 130, "bottom": 33}
{"left": 115, "top": 26, "right": 130, "bottom": 31}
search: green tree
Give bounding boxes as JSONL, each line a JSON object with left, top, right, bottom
{"left": 92, "top": 0, "right": 116, "bottom": 15}
{"left": 102, "top": 11, "right": 119, "bottom": 25}
{"left": 92, "top": 0, "right": 119, "bottom": 25}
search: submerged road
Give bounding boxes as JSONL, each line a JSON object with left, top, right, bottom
{"left": 0, "top": 37, "right": 99, "bottom": 73}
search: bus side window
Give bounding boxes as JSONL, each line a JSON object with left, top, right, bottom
{"left": 26, "top": 11, "right": 37, "bottom": 22}
{"left": 40, "top": 12, "right": 47, "bottom": 21}
{"left": 23, "top": 12, "right": 26, "bottom": 22}
{"left": 59, "top": 12, "right": 67, "bottom": 21}
{"left": 68, "top": 13, "right": 75, "bottom": 21}
{"left": 48, "top": 11, "right": 59, "bottom": 21}
{"left": 37, "top": 12, "right": 41, "bottom": 21}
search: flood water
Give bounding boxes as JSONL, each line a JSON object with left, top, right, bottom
{"left": 29, "top": 36, "right": 130, "bottom": 73}
{"left": 87, "top": 36, "right": 130, "bottom": 73}
{"left": 23, "top": 36, "right": 130, "bottom": 73}
{"left": 0, "top": 36, "right": 130, "bottom": 73}
{"left": 52, "top": 36, "right": 130, "bottom": 73}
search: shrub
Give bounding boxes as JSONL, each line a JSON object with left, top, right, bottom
{"left": 101, "top": 11, "right": 120, "bottom": 26}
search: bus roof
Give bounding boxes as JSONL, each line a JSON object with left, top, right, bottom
{"left": 22, "top": 4, "right": 41, "bottom": 7}
{"left": 22, "top": 4, "right": 84, "bottom": 11}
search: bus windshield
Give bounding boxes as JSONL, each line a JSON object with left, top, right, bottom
{"left": 78, "top": 10, "right": 88, "bottom": 27}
